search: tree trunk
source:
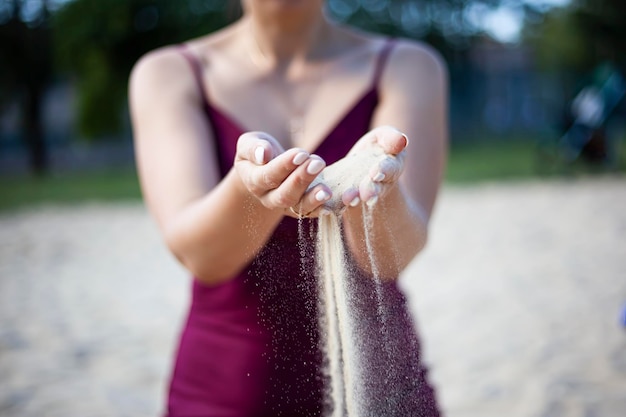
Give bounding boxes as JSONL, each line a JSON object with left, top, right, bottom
{"left": 19, "top": 0, "right": 52, "bottom": 176}
{"left": 23, "top": 83, "right": 47, "bottom": 176}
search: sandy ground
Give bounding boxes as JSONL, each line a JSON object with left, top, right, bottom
{"left": 1, "top": 178, "right": 625, "bottom": 417}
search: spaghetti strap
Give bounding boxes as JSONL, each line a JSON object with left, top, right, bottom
{"left": 372, "top": 39, "right": 397, "bottom": 88}
{"left": 177, "top": 44, "right": 210, "bottom": 106}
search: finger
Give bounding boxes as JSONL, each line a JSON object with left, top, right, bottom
{"left": 254, "top": 148, "right": 313, "bottom": 192}
{"left": 370, "top": 125, "right": 409, "bottom": 156}
{"left": 340, "top": 187, "right": 361, "bottom": 209}
{"left": 359, "top": 178, "right": 381, "bottom": 207}
{"left": 286, "top": 183, "right": 333, "bottom": 219}
{"left": 237, "top": 131, "right": 285, "bottom": 165}
{"left": 270, "top": 155, "right": 328, "bottom": 208}
{"left": 369, "top": 154, "right": 404, "bottom": 184}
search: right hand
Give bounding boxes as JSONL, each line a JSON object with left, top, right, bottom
{"left": 234, "top": 131, "right": 333, "bottom": 218}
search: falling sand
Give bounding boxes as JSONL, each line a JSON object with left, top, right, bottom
{"left": 317, "top": 213, "right": 359, "bottom": 416}
{"left": 311, "top": 148, "right": 417, "bottom": 417}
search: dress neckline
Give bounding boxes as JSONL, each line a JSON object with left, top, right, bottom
{"left": 178, "top": 39, "right": 396, "bottom": 154}
{"left": 204, "top": 87, "right": 378, "bottom": 155}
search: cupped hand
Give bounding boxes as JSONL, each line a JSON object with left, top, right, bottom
{"left": 311, "top": 126, "right": 408, "bottom": 213}
{"left": 234, "top": 131, "right": 333, "bottom": 218}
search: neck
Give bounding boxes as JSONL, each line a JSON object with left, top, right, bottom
{"left": 244, "top": 13, "right": 331, "bottom": 71}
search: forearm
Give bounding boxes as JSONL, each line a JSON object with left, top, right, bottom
{"left": 163, "top": 168, "right": 284, "bottom": 285}
{"left": 341, "top": 184, "right": 427, "bottom": 280}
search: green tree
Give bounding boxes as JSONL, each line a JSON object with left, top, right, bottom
{"left": 526, "top": 0, "right": 626, "bottom": 71}
{"left": 52, "top": 0, "right": 235, "bottom": 139}
{"left": 326, "top": 0, "right": 504, "bottom": 61}
{"left": 573, "top": 0, "right": 626, "bottom": 68}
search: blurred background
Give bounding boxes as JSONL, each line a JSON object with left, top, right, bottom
{"left": 0, "top": 0, "right": 625, "bottom": 416}
{"left": 1, "top": 0, "right": 625, "bottom": 191}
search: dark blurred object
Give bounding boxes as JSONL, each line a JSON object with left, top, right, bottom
{"left": 536, "top": 63, "right": 625, "bottom": 172}
{"left": 561, "top": 64, "right": 625, "bottom": 163}
{"left": 0, "top": 0, "right": 53, "bottom": 175}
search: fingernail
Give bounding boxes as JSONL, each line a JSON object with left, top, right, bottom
{"left": 366, "top": 195, "right": 379, "bottom": 207}
{"left": 349, "top": 197, "right": 360, "bottom": 207}
{"left": 315, "top": 190, "right": 330, "bottom": 202}
{"left": 372, "top": 172, "right": 385, "bottom": 182}
{"left": 307, "top": 158, "right": 325, "bottom": 175}
{"left": 401, "top": 133, "right": 409, "bottom": 148}
{"left": 255, "top": 146, "right": 265, "bottom": 165}
{"left": 320, "top": 208, "right": 332, "bottom": 216}
{"left": 292, "top": 151, "right": 309, "bottom": 166}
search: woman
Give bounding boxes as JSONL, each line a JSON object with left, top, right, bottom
{"left": 129, "top": 0, "right": 447, "bottom": 415}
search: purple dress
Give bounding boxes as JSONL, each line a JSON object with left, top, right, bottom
{"left": 167, "top": 41, "right": 441, "bottom": 417}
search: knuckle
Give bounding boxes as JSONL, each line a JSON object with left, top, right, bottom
{"left": 291, "top": 173, "right": 310, "bottom": 188}
{"left": 260, "top": 199, "right": 275, "bottom": 210}
{"left": 249, "top": 177, "right": 270, "bottom": 197}
{"left": 249, "top": 183, "right": 264, "bottom": 196}
{"left": 274, "top": 190, "right": 298, "bottom": 208}
{"left": 291, "top": 167, "right": 316, "bottom": 186}
{"left": 261, "top": 171, "right": 280, "bottom": 189}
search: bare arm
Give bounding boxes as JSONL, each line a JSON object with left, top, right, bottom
{"left": 341, "top": 40, "right": 449, "bottom": 279}
{"left": 129, "top": 48, "right": 329, "bottom": 285}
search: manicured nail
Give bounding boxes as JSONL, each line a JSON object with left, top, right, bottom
{"left": 366, "top": 195, "right": 379, "bottom": 207}
{"left": 320, "top": 208, "right": 332, "bottom": 216}
{"left": 255, "top": 146, "right": 265, "bottom": 165}
{"left": 292, "top": 151, "right": 309, "bottom": 166}
{"left": 349, "top": 197, "right": 360, "bottom": 207}
{"left": 307, "top": 158, "right": 325, "bottom": 175}
{"left": 372, "top": 172, "right": 385, "bottom": 182}
{"left": 315, "top": 190, "right": 331, "bottom": 202}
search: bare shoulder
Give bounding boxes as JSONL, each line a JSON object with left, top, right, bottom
{"left": 128, "top": 44, "right": 210, "bottom": 149}
{"left": 129, "top": 45, "right": 198, "bottom": 105}
{"left": 131, "top": 19, "right": 237, "bottom": 72}
{"left": 383, "top": 38, "right": 448, "bottom": 94}
{"left": 390, "top": 39, "right": 447, "bottom": 70}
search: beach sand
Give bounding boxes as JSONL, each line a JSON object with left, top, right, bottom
{"left": 1, "top": 178, "right": 625, "bottom": 416}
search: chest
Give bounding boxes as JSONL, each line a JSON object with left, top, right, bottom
{"left": 203, "top": 55, "right": 379, "bottom": 152}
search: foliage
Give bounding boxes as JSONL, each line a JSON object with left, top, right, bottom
{"left": 52, "top": 0, "right": 234, "bottom": 138}
{"left": 326, "top": 0, "right": 502, "bottom": 61}
{"left": 524, "top": 8, "right": 592, "bottom": 72}
{"left": 573, "top": 0, "right": 626, "bottom": 69}
{"left": 525, "top": 0, "right": 626, "bottom": 72}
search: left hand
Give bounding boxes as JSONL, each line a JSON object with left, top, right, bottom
{"left": 313, "top": 125, "right": 408, "bottom": 213}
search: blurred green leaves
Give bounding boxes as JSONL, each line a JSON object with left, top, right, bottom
{"left": 526, "top": 8, "right": 591, "bottom": 71}
{"left": 526, "top": 0, "right": 626, "bottom": 72}
{"left": 51, "top": 0, "right": 233, "bottom": 138}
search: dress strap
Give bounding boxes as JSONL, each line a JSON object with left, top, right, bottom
{"left": 372, "top": 39, "right": 397, "bottom": 88}
{"left": 177, "top": 44, "right": 210, "bottom": 106}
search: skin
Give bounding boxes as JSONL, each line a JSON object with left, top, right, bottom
{"left": 129, "top": 0, "right": 448, "bottom": 285}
